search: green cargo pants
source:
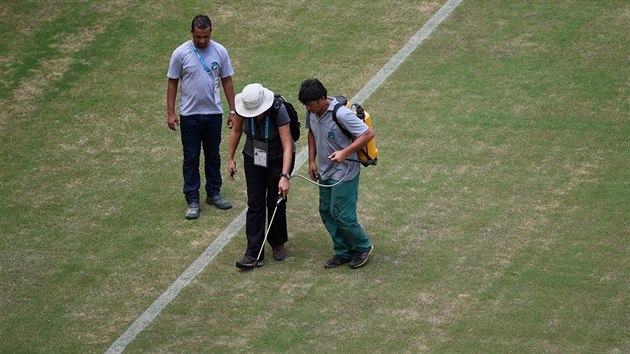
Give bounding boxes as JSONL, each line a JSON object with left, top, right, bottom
{"left": 319, "top": 175, "right": 372, "bottom": 259}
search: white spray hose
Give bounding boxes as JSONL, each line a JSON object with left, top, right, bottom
{"left": 256, "top": 195, "right": 284, "bottom": 263}
{"left": 290, "top": 168, "right": 350, "bottom": 188}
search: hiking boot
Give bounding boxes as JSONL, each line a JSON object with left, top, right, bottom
{"left": 324, "top": 255, "right": 350, "bottom": 269}
{"left": 235, "top": 255, "right": 264, "bottom": 269}
{"left": 350, "top": 246, "right": 373, "bottom": 268}
{"left": 207, "top": 194, "right": 233, "bottom": 210}
{"left": 185, "top": 202, "right": 201, "bottom": 220}
{"left": 272, "top": 244, "right": 287, "bottom": 261}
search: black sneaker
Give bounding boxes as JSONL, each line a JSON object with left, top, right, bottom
{"left": 235, "top": 256, "right": 264, "bottom": 269}
{"left": 349, "top": 246, "right": 373, "bottom": 268}
{"left": 206, "top": 194, "right": 233, "bottom": 210}
{"left": 185, "top": 202, "right": 201, "bottom": 220}
{"left": 324, "top": 255, "right": 350, "bottom": 269}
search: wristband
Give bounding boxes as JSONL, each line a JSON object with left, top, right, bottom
{"left": 229, "top": 110, "right": 236, "bottom": 114}
{"left": 279, "top": 173, "right": 291, "bottom": 180}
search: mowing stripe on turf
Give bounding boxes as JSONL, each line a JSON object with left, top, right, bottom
{"left": 106, "top": 1, "right": 462, "bottom": 352}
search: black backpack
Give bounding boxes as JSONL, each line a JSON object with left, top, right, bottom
{"left": 270, "top": 95, "right": 300, "bottom": 142}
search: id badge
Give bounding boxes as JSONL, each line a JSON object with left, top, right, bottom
{"left": 253, "top": 140, "right": 268, "bottom": 167}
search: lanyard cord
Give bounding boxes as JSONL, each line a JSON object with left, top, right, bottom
{"left": 191, "top": 42, "right": 220, "bottom": 99}
{"left": 250, "top": 114, "right": 270, "bottom": 141}
{"left": 191, "top": 43, "right": 212, "bottom": 77}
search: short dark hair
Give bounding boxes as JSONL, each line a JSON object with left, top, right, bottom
{"left": 191, "top": 15, "right": 211, "bottom": 32}
{"left": 298, "top": 79, "right": 327, "bottom": 105}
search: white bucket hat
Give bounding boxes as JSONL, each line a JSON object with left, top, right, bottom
{"left": 234, "top": 83, "right": 274, "bottom": 117}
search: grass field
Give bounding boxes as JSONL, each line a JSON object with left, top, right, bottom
{"left": 1, "top": 1, "right": 628, "bottom": 353}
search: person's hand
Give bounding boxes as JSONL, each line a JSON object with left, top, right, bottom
{"left": 278, "top": 176, "right": 290, "bottom": 200}
{"left": 167, "top": 112, "right": 179, "bottom": 131}
{"left": 227, "top": 111, "right": 236, "bottom": 129}
{"left": 227, "top": 159, "right": 237, "bottom": 180}
{"left": 308, "top": 162, "right": 319, "bottom": 180}
{"left": 328, "top": 150, "right": 348, "bottom": 163}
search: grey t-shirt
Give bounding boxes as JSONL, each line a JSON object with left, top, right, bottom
{"left": 167, "top": 40, "right": 234, "bottom": 116}
{"left": 305, "top": 97, "right": 368, "bottom": 181}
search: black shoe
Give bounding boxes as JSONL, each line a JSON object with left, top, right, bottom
{"left": 324, "top": 255, "right": 350, "bottom": 269}
{"left": 206, "top": 194, "right": 233, "bottom": 210}
{"left": 235, "top": 255, "right": 264, "bottom": 269}
{"left": 349, "top": 246, "right": 373, "bottom": 268}
{"left": 184, "top": 202, "right": 201, "bottom": 219}
{"left": 272, "top": 244, "right": 287, "bottom": 261}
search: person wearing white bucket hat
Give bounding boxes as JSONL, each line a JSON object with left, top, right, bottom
{"left": 227, "top": 83, "right": 296, "bottom": 269}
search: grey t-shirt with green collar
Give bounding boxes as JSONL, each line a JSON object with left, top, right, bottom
{"left": 305, "top": 97, "right": 368, "bottom": 181}
{"left": 167, "top": 40, "right": 234, "bottom": 116}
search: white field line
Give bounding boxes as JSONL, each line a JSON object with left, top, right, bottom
{"left": 106, "top": 0, "right": 462, "bottom": 352}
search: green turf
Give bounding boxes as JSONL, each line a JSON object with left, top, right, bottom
{"left": 0, "top": 0, "right": 628, "bottom": 353}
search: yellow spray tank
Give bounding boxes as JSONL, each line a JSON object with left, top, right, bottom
{"left": 350, "top": 103, "right": 378, "bottom": 167}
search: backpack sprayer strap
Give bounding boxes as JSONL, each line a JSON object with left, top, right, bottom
{"left": 331, "top": 103, "right": 353, "bottom": 140}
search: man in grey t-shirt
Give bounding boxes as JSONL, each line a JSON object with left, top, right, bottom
{"left": 166, "top": 15, "right": 236, "bottom": 219}
{"left": 299, "top": 79, "right": 375, "bottom": 269}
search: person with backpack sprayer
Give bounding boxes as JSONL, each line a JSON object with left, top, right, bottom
{"left": 298, "top": 79, "right": 374, "bottom": 269}
{"left": 227, "top": 83, "right": 296, "bottom": 269}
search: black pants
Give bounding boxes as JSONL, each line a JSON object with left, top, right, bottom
{"left": 243, "top": 153, "right": 295, "bottom": 259}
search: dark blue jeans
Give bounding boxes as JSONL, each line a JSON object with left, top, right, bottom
{"left": 180, "top": 114, "right": 223, "bottom": 204}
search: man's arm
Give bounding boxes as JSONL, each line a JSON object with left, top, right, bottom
{"left": 166, "top": 78, "right": 179, "bottom": 130}
{"left": 307, "top": 129, "right": 318, "bottom": 180}
{"left": 221, "top": 76, "right": 237, "bottom": 128}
